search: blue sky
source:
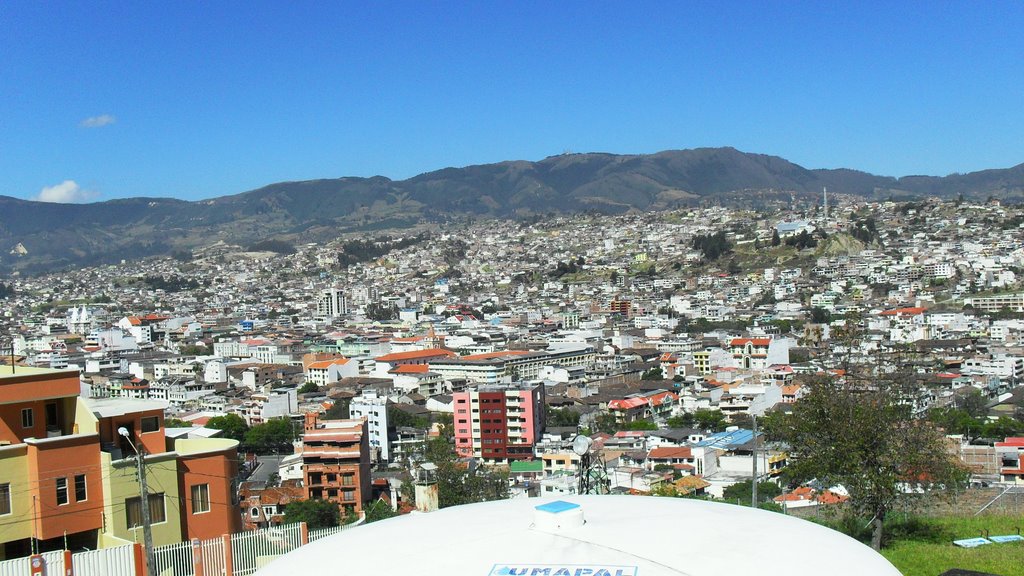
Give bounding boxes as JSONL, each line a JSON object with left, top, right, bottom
{"left": 2, "top": 2, "right": 1023, "bottom": 203}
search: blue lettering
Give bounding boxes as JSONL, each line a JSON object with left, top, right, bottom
{"left": 574, "top": 570, "right": 593, "bottom": 576}
{"left": 510, "top": 570, "right": 527, "bottom": 575}
{"left": 531, "top": 570, "right": 552, "bottom": 576}
{"left": 554, "top": 570, "right": 572, "bottom": 576}
{"left": 594, "top": 571, "right": 612, "bottom": 576}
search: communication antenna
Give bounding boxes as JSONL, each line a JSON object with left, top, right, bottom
{"left": 572, "top": 435, "right": 594, "bottom": 494}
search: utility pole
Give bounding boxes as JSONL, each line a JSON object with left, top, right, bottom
{"left": 751, "top": 414, "right": 758, "bottom": 508}
{"left": 120, "top": 427, "right": 156, "bottom": 576}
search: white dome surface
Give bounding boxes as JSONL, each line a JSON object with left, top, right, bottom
{"left": 255, "top": 495, "right": 900, "bottom": 576}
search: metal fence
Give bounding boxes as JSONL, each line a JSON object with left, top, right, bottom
{"left": 0, "top": 551, "right": 63, "bottom": 576}
{"left": 73, "top": 544, "right": 136, "bottom": 576}
{"left": 152, "top": 540, "right": 195, "bottom": 576}
{"left": 230, "top": 523, "right": 304, "bottom": 576}
{"left": 0, "top": 519, "right": 363, "bottom": 576}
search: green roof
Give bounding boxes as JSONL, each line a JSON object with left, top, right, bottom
{"left": 510, "top": 460, "right": 544, "bottom": 473}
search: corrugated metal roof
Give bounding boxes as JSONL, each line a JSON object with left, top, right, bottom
{"left": 695, "top": 429, "right": 756, "bottom": 449}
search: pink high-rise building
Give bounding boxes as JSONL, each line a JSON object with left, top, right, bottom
{"left": 452, "top": 383, "right": 546, "bottom": 464}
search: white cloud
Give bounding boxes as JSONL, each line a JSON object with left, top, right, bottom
{"left": 79, "top": 114, "right": 116, "bottom": 128}
{"left": 35, "top": 180, "right": 99, "bottom": 203}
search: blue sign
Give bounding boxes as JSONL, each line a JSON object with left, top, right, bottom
{"left": 489, "top": 566, "right": 638, "bottom": 576}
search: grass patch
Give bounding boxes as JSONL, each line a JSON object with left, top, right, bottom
{"left": 883, "top": 538, "right": 1023, "bottom": 576}
{"left": 816, "top": 514, "right": 1024, "bottom": 575}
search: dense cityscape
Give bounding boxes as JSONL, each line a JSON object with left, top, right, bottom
{"left": 1, "top": 195, "right": 1023, "bottom": 573}
{"left": 4, "top": 3, "right": 1024, "bottom": 575}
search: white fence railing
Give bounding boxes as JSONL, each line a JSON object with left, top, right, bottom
{"left": 152, "top": 539, "right": 194, "bottom": 576}
{"left": 73, "top": 545, "right": 136, "bottom": 576}
{"left": 0, "top": 519, "right": 363, "bottom": 576}
{"left": 230, "top": 523, "right": 304, "bottom": 576}
{"left": 0, "top": 551, "right": 63, "bottom": 576}
{"left": 308, "top": 517, "right": 364, "bottom": 544}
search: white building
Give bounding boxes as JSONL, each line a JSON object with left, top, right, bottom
{"left": 316, "top": 288, "right": 349, "bottom": 320}
{"left": 349, "top": 389, "right": 391, "bottom": 462}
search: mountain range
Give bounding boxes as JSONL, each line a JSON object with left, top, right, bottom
{"left": 3, "top": 147, "right": 1023, "bottom": 274}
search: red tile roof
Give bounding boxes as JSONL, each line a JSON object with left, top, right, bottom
{"left": 375, "top": 348, "right": 456, "bottom": 362}
{"left": 307, "top": 358, "right": 351, "bottom": 370}
{"left": 648, "top": 447, "right": 693, "bottom": 459}
{"left": 880, "top": 307, "right": 926, "bottom": 316}
{"left": 730, "top": 338, "right": 771, "bottom": 347}
{"left": 391, "top": 364, "right": 430, "bottom": 374}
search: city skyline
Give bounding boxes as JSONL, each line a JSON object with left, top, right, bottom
{"left": 2, "top": 2, "right": 1023, "bottom": 203}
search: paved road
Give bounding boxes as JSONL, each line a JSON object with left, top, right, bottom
{"left": 248, "top": 455, "right": 285, "bottom": 485}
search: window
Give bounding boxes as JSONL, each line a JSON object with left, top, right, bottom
{"left": 140, "top": 416, "right": 160, "bottom": 433}
{"left": 250, "top": 507, "right": 260, "bottom": 518}
{"left": 126, "top": 493, "right": 166, "bottom": 529}
{"left": 191, "top": 484, "right": 210, "bottom": 514}
{"left": 341, "top": 474, "right": 354, "bottom": 486}
{"left": 342, "top": 489, "right": 355, "bottom": 501}
{"left": 0, "top": 483, "right": 10, "bottom": 515}
{"left": 74, "top": 474, "right": 87, "bottom": 502}
{"left": 21, "top": 408, "right": 33, "bottom": 429}
{"left": 56, "top": 477, "right": 69, "bottom": 505}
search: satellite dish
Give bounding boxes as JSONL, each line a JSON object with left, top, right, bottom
{"left": 571, "top": 434, "right": 593, "bottom": 456}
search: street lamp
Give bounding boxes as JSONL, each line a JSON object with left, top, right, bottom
{"left": 119, "top": 427, "right": 156, "bottom": 576}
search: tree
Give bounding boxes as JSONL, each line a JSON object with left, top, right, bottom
{"left": 421, "top": 417, "right": 508, "bottom": 508}
{"left": 981, "top": 416, "right": 1024, "bottom": 439}
{"left": 624, "top": 419, "right": 658, "bottom": 431}
{"left": 298, "top": 382, "right": 320, "bottom": 394}
{"left": 324, "top": 399, "right": 350, "bottom": 420}
{"left": 666, "top": 414, "right": 694, "bottom": 429}
{"left": 692, "top": 231, "right": 732, "bottom": 261}
{"left": 283, "top": 499, "right": 339, "bottom": 529}
{"left": 389, "top": 405, "right": 430, "bottom": 429}
{"left": 729, "top": 412, "right": 754, "bottom": 429}
{"left": 722, "top": 480, "right": 781, "bottom": 504}
{"left": 960, "top": 390, "right": 989, "bottom": 419}
{"left": 363, "top": 498, "right": 397, "bottom": 523}
{"left": 164, "top": 418, "right": 192, "bottom": 428}
{"left": 593, "top": 413, "right": 620, "bottom": 434}
{"left": 545, "top": 407, "right": 581, "bottom": 428}
{"left": 206, "top": 413, "right": 249, "bottom": 443}
{"left": 640, "top": 367, "right": 664, "bottom": 381}
{"left": 770, "top": 228, "right": 781, "bottom": 247}
{"left": 765, "top": 371, "right": 966, "bottom": 550}
{"left": 693, "top": 409, "right": 728, "bottom": 432}
{"left": 179, "top": 344, "right": 210, "bottom": 356}
{"left": 244, "top": 418, "right": 298, "bottom": 454}
{"left": 809, "top": 307, "right": 832, "bottom": 324}
{"left": 928, "top": 407, "right": 979, "bottom": 437}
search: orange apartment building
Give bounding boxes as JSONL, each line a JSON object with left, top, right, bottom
{"left": 301, "top": 413, "right": 371, "bottom": 519}
{"left": 0, "top": 366, "right": 240, "bottom": 560}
